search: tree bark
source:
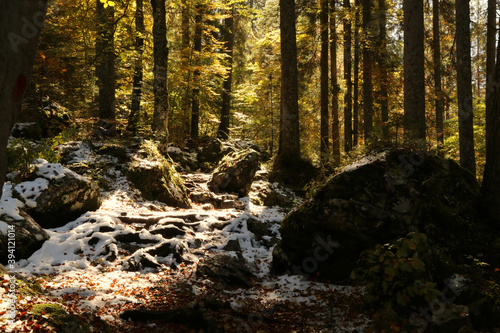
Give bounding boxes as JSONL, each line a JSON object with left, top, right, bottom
{"left": 96, "top": 0, "right": 116, "bottom": 136}
{"left": 278, "top": 0, "right": 301, "bottom": 164}
{"left": 344, "top": 0, "right": 353, "bottom": 153}
{"left": 191, "top": 3, "right": 202, "bottom": 140}
{"left": 181, "top": 0, "right": 191, "bottom": 138}
{"left": 151, "top": 0, "right": 169, "bottom": 136}
{"left": 320, "top": 0, "right": 330, "bottom": 161}
{"left": 127, "top": 0, "right": 145, "bottom": 134}
{"left": 331, "top": 0, "right": 340, "bottom": 166}
{"left": 0, "top": 0, "right": 48, "bottom": 195}
{"left": 218, "top": 10, "right": 234, "bottom": 140}
{"left": 378, "top": 0, "right": 389, "bottom": 142}
{"left": 455, "top": 0, "right": 475, "bottom": 175}
{"left": 485, "top": 0, "right": 496, "bottom": 154}
{"left": 433, "top": 0, "right": 444, "bottom": 146}
{"left": 353, "top": 0, "right": 360, "bottom": 147}
{"left": 403, "top": 0, "right": 426, "bottom": 145}
{"left": 362, "top": 0, "right": 373, "bottom": 142}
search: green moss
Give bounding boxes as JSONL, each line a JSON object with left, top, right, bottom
{"left": 17, "top": 278, "right": 44, "bottom": 296}
{"left": 31, "top": 303, "right": 70, "bottom": 328}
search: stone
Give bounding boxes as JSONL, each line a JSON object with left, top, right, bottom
{"left": 196, "top": 254, "right": 255, "bottom": 288}
{"left": 431, "top": 304, "right": 473, "bottom": 333}
{"left": 272, "top": 150, "right": 489, "bottom": 282}
{"left": 18, "top": 161, "right": 101, "bottom": 229}
{"left": 208, "top": 149, "right": 261, "bottom": 197}
{"left": 0, "top": 210, "right": 49, "bottom": 264}
{"left": 250, "top": 180, "right": 296, "bottom": 208}
{"left": 16, "top": 98, "right": 71, "bottom": 138}
{"left": 196, "top": 139, "right": 235, "bottom": 172}
{"left": 126, "top": 141, "right": 192, "bottom": 208}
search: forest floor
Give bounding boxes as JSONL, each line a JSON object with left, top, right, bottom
{"left": 0, "top": 141, "right": 371, "bottom": 332}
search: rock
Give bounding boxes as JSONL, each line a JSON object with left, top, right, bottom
{"left": 17, "top": 160, "right": 101, "bottom": 229}
{"left": 30, "top": 303, "right": 88, "bottom": 333}
{"left": 196, "top": 254, "right": 255, "bottom": 288}
{"left": 272, "top": 150, "right": 488, "bottom": 282}
{"left": 126, "top": 141, "right": 192, "bottom": 208}
{"left": 0, "top": 210, "right": 49, "bottom": 264}
{"left": 196, "top": 139, "right": 236, "bottom": 172}
{"left": 431, "top": 304, "right": 473, "bottom": 333}
{"left": 208, "top": 149, "right": 261, "bottom": 197}
{"left": 250, "top": 180, "right": 297, "bottom": 208}
{"left": 16, "top": 99, "right": 71, "bottom": 138}
{"left": 160, "top": 144, "right": 199, "bottom": 172}
{"left": 11, "top": 122, "right": 43, "bottom": 140}
{"left": 96, "top": 143, "right": 129, "bottom": 161}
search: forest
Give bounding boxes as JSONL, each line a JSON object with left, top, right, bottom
{"left": 1, "top": 0, "right": 500, "bottom": 332}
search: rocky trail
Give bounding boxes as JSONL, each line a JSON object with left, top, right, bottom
{"left": 0, "top": 140, "right": 369, "bottom": 332}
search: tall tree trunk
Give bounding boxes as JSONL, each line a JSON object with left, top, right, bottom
{"left": 218, "top": 10, "right": 234, "bottom": 140}
{"left": 344, "top": 0, "right": 353, "bottom": 153}
{"left": 485, "top": 0, "right": 496, "bottom": 153}
{"left": 320, "top": 0, "right": 330, "bottom": 161}
{"left": 353, "top": 0, "right": 360, "bottom": 147}
{"left": 433, "top": 0, "right": 444, "bottom": 146}
{"left": 0, "top": 0, "right": 48, "bottom": 194}
{"left": 362, "top": 0, "right": 373, "bottom": 141}
{"left": 331, "top": 0, "right": 340, "bottom": 166}
{"left": 455, "top": 0, "right": 475, "bottom": 175}
{"left": 482, "top": 10, "right": 500, "bottom": 224}
{"left": 403, "top": 0, "right": 426, "bottom": 145}
{"left": 378, "top": 0, "right": 389, "bottom": 141}
{"left": 127, "top": 0, "right": 145, "bottom": 134}
{"left": 191, "top": 3, "right": 202, "bottom": 140}
{"left": 151, "top": 0, "right": 169, "bottom": 136}
{"left": 278, "top": 0, "right": 301, "bottom": 164}
{"left": 181, "top": 0, "right": 191, "bottom": 138}
{"left": 96, "top": 0, "right": 116, "bottom": 136}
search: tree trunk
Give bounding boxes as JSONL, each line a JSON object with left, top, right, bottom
{"left": 127, "top": 0, "right": 145, "bottom": 134}
{"left": 0, "top": 0, "right": 48, "bottom": 194}
{"left": 403, "top": 0, "right": 426, "bottom": 145}
{"left": 433, "top": 0, "right": 444, "bottom": 146}
{"left": 96, "top": 0, "right": 116, "bottom": 136}
{"left": 278, "top": 0, "right": 301, "bottom": 164}
{"left": 353, "top": 0, "right": 360, "bottom": 147}
{"left": 378, "top": 0, "right": 389, "bottom": 142}
{"left": 191, "top": 3, "right": 202, "bottom": 140}
{"left": 218, "top": 10, "right": 234, "bottom": 140}
{"left": 181, "top": 0, "right": 191, "bottom": 138}
{"left": 485, "top": 0, "right": 496, "bottom": 154}
{"left": 481, "top": 34, "right": 500, "bottom": 224}
{"left": 344, "top": 0, "right": 353, "bottom": 153}
{"left": 320, "top": 0, "right": 329, "bottom": 161}
{"left": 455, "top": 0, "right": 475, "bottom": 175}
{"left": 362, "top": 0, "right": 373, "bottom": 141}
{"left": 331, "top": 0, "right": 340, "bottom": 166}
{"left": 151, "top": 0, "right": 169, "bottom": 136}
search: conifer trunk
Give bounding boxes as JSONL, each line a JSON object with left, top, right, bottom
{"left": 433, "top": 0, "right": 444, "bottom": 145}
{"left": 331, "top": 0, "right": 340, "bottom": 166}
{"left": 320, "top": 0, "right": 330, "bottom": 161}
{"left": 128, "top": 0, "right": 144, "bottom": 134}
{"left": 218, "top": 11, "right": 234, "bottom": 140}
{"left": 191, "top": 4, "right": 202, "bottom": 140}
{"left": 343, "top": 0, "right": 353, "bottom": 153}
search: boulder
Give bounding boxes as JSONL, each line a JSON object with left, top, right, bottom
{"left": 126, "top": 141, "right": 192, "bottom": 209}
{"left": 208, "top": 149, "right": 260, "bottom": 197}
{"left": 13, "top": 160, "right": 101, "bottom": 229}
{"left": 0, "top": 210, "right": 49, "bottom": 264}
{"left": 272, "top": 150, "right": 489, "bottom": 282}
{"left": 195, "top": 254, "right": 255, "bottom": 288}
{"left": 196, "top": 139, "right": 236, "bottom": 172}
{"left": 250, "top": 180, "right": 297, "bottom": 208}
{"left": 15, "top": 98, "right": 71, "bottom": 138}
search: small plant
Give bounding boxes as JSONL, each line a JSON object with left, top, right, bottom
{"left": 352, "top": 232, "right": 441, "bottom": 328}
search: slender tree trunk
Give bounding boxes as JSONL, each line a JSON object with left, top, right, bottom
{"left": 433, "top": 0, "right": 444, "bottom": 146}
{"left": 320, "top": 0, "right": 330, "bottom": 161}
{"left": 191, "top": 3, "right": 202, "bottom": 140}
{"left": 0, "top": 0, "right": 48, "bottom": 194}
{"left": 455, "top": 0, "right": 475, "bottom": 175}
{"left": 482, "top": 34, "right": 500, "bottom": 224}
{"left": 353, "top": 0, "right": 360, "bottom": 147}
{"left": 96, "top": 0, "right": 116, "bottom": 136}
{"left": 218, "top": 10, "right": 234, "bottom": 140}
{"left": 485, "top": 0, "right": 496, "bottom": 152}
{"left": 403, "top": 0, "right": 426, "bottom": 145}
{"left": 344, "top": 0, "right": 353, "bottom": 153}
{"left": 181, "top": 0, "right": 191, "bottom": 138}
{"left": 127, "top": 0, "right": 144, "bottom": 134}
{"left": 331, "top": 0, "right": 340, "bottom": 166}
{"left": 378, "top": 0, "right": 389, "bottom": 142}
{"left": 278, "top": 0, "right": 301, "bottom": 164}
{"left": 151, "top": 0, "right": 169, "bottom": 135}
{"left": 362, "top": 0, "right": 373, "bottom": 141}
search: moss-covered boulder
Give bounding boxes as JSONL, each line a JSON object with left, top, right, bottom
{"left": 15, "top": 159, "right": 101, "bottom": 229}
{"left": 30, "top": 303, "right": 88, "bottom": 333}
{"left": 272, "top": 150, "right": 492, "bottom": 282}
{"left": 208, "top": 149, "right": 261, "bottom": 197}
{"left": 126, "top": 141, "right": 192, "bottom": 208}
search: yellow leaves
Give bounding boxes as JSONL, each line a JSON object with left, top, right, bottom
{"left": 99, "top": 0, "right": 115, "bottom": 8}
